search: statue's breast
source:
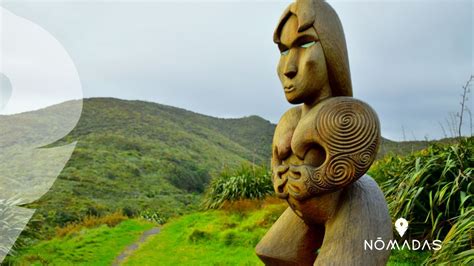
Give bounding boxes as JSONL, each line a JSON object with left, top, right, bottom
{"left": 272, "top": 106, "right": 302, "bottom": 165}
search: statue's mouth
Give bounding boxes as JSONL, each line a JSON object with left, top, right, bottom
{"left": 284, "top": 85, "right": 295, "bottom": 93}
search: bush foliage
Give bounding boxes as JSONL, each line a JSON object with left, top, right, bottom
{"left": 203, "top": 164, "right": 273, "bottom": 209}
{"left": 370, "top": 137, "right": 473, "bottom": 264}
{"left": 55, "top": 211, "right": 128, "bottom": 238}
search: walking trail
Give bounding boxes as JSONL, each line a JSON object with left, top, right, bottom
{"left": 112, "top": 227, "right": 160, "bottom": 266}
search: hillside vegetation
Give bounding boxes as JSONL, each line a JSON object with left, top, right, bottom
{"left": 11, "top": 98, "right": 274, "bottom": 246}
{"left": 4, "top": 98, "right": 453, "bottom": 261}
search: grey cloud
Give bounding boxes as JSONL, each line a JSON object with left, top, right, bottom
{"left": 2, "top": 0, "right": 472, "bottom": 140}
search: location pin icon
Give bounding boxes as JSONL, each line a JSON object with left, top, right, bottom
{"left": 395, "top": 218, "right": 408, "bottom": 237}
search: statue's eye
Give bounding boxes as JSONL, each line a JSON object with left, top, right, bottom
{"left": 281, "top": 49, "right": 289, "bottom": 56}
{"left": 301, "top": 41, "right": 316, "bottom": 48}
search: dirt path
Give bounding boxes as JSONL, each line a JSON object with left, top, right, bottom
{"left": 112, "top": 227, "right": 160, "bottom": 266}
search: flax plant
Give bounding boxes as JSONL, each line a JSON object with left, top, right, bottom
{"left": 203, "top": 164, "right": 273, "bottom": 210}
{"left": 370, "top": 137, "right": 473, "bottom": 264}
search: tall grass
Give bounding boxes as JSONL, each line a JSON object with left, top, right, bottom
{"left": 203, "top": 164, "right": 273, "bottom": 209}
{"left": 55, "top": 211, "right": 127, "bottom": 237}
{"left": 426, "top": 207, "right": 473, "bottom": 265}
{"left": 370, "top": 137, "right": 473, "bottom": 264}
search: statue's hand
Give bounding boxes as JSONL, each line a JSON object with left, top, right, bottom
{"left": 273, "top": 163, "right": 315, "bottom": 201}
{"left": 286, "top": 164, "right": 314, "bottom": 201}
{"left": 273, "top": 164, "right": 289, "bottom": 199}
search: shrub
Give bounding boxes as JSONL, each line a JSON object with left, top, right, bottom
{"left": 188, "top": 229, "right": 211, "bottom": 243}
{"left": 55, "top": 211, "right": 127, "bottom": 237}
{"left": 370, "top": 137, "right": 473, "bottom": 264}
{"left": 202, "top": 164, "right": 273, "bottom": 209}
{"left": 54, "top": 211, "right": 79, "bottom": 226}
{"left": 163, "top": 160, "right": 211, "bottom": 193}
{"left": 122, "top": 206, "right": 138, "bottom": 218}
{"left": 223, "top": 231, "right": 237, "bottom": 246}
{"left": 84, "top": 211, "right": 126, "bottom": 227}
{"left": 221, "top": 199, "right": 261, "bottom": 214}
{"left": 55, "top": 223, "right": 81, "bottom": 238}
{"left": 86, "top": 204, "right": 107, "bottom": 217}
{"left": 140, "top": 210, "right": 167, "bottom": 224}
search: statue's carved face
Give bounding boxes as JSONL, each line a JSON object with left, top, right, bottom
{"left": 277, "top": 15, "right": 331, "bottom": 105}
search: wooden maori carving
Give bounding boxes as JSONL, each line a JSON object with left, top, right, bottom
{"left": 256, "top": 1, "right": 393, "bottom": 265}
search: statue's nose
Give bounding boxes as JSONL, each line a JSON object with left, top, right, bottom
{"left": 284, "top": 64, "right": 297, "bottom": 79}
{"left": 284, "top": 53, "right": 298, "bottom": 79}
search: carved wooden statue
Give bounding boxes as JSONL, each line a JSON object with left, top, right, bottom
{"left": 255, "top": 0, "right": 393, "bottom": 265}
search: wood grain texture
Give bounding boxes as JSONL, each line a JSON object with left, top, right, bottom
{"left": 315, "top": 175, "right": 392, "bottom": 265}
{"left": 257, "top": 0, "right": 392, "bottom": 265}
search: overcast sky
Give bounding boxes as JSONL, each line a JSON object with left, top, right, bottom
{"left": 1, "top": 0, "right": 472, "bottom": 141}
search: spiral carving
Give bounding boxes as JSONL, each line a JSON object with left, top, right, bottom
{"left": 316, "top": 98, "right": 378, "bottom": 154}
{"left": 324, "top": 155, "right": 356, "bottom": 187}
{"left": 308, "top": 97, "right": 380, "bottom": 194}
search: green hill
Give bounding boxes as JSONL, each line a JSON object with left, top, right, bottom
{"left": 17, "top": 98, "right": 274, "bottom": 240}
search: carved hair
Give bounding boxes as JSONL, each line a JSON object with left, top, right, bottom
{"left": 273, "top": 0, "right": 352, "bottom": 97}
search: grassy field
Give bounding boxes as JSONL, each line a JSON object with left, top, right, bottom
{"left": 123, "top": 201, "right": 286, "bottom": 266}
{"left": 9, "top": 201, "right": 432, "bottom": 266}
{"left": 121, "top": 201, "right": 428, "bottom": 266}
{"left": 10, "top": 219, "right": 154, "bottom": 266}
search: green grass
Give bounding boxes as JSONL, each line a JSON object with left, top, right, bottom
{"left": 123, "top": 202, "right": 286, "bottom": 266}
{"left": 10, "top": 219, "right": 154, "bottom": 266}
{"left": 11, "top": 203, "right": 432, "bottom": 266}
{"left": 121, "top": 202, "right": 429, "bottom": 266}
{"left": 387, "top": 249, "right": 431, "bottom": 266}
